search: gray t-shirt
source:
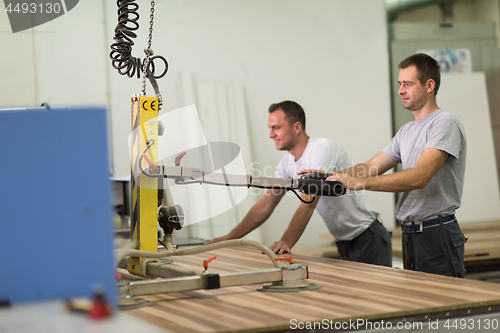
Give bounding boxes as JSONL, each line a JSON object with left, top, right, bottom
{"left": 383, "top": 109, "right": 467, "bottom": 222}
{"left": 276, "top": 137, "right": 379, "bottom": 241}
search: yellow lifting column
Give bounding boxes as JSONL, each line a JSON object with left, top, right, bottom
{"left": 128, "top": 96, "right": 160, "bottom": 277}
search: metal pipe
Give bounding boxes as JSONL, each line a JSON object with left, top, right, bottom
{"left": 115, "top": 239, "right": 281, "bottom": 268}
{"left": 163, "top": 233, "right": 175, "bottom": 251}
{"left": 386, "top": 0, "right": 456, "bottom": 21}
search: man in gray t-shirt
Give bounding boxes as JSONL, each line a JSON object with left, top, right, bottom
{"left": 384, "top": 109, "right": 466, "bottom": 223}
{"left": 315, "top": 53, "right": 467, "bottom": 278}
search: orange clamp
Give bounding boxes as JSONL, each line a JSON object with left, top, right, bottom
{"left": 275, "top": 257, "right": 294, "bottom": 264}
{"left": 203, "top": 256, "right": 217, "bottom": 270}
{"left": 141, "top": 153, "right": 158, "bottom": 173}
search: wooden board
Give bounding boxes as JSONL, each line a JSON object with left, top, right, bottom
{"left": 122, "top": 246, "right": 500, "bottom": 333}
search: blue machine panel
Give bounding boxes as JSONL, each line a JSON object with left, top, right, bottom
{"left": 0, "top": 106, "right": 116, "bottom": 307}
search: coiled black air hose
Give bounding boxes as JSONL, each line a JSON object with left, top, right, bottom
{"left": 109, "top": 0, "right": 168, "bottom": 80}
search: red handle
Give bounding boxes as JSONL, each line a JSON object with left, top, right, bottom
{"left": 203, "top": 256, "right": 217, "bottom": 269}
{"left": 275, "top": 257, "right": 294, "bottom": 264}
{"left": 141, "top": 153, "right": 158, "bottom": 173}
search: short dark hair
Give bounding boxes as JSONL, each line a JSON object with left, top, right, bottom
{"left": 268, "top": 101, "right": 306, "bottom": 131}
{"left": 399, "top": 53, "right": 441, "bottom": 95}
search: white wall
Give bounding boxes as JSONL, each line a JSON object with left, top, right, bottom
{"left": 438, "top": 73, "right": 500, "bottom": 223}
{"left": 0, "top": 0, "right": 395, "bottom": 247}
{"left": 0, "top": 1, "right": 109, "bottom": 107}
{"left": 0, "top": 25, "right": 37, "bottom": 107}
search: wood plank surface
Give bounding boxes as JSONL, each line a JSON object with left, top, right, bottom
{"left": 122, "top": 246, "right": 500, "bottom": 333}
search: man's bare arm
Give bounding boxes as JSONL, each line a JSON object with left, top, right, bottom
{"left": 329, "top": 148, "right": 449, "bottom": 192}
{"left": 207, "top": 189, "right": 285, "bottom": 244}
{"left": 298, "top": 152, "right": 397, "bottom": 178}
{"left": 270, "top": 193, "right": 319, "bottom": 254}
{"left": 342, "top": 152, "right": 399, "bottom": 178}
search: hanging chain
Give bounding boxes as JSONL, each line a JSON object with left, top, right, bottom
{"left": 141, "top": 0, "right": 156, "bottom": 96}
{"left": 140, "top": 0, "right": 164, "bottom": 110}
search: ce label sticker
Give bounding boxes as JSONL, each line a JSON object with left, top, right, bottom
{"left": 142, "top": 99, "right": 157, "bottom": 112}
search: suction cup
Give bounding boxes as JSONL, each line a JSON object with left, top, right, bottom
{"left": 257, "top": 280, "right": 322, "bottom": 292}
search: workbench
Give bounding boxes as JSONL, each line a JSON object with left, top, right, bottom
{"left": 122, "top": 246, "right": 500, "bottom": 333}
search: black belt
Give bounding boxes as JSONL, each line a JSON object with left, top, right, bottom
{"left": 401, "top": 214, "right": 456, "bottom": 233}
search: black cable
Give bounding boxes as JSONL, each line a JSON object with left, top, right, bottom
{"left": 251, "top": 184, "right": 292, "bottom": 190}
{"left": 109, "top": 0, "right": 168, "bottom": 79}
{"left": 174, "top": 179, "right": 288, "bottom": 189}
{"left": 290, "top": 189, "right": 316, "bottom": 204}
{"left": 174, "top": 180, "right": 249, "bottom": 187}
{"left": 139, "top": 156, "right": 154, "bottom": 177}
{"left": 158, "top": 238, "right": 165, "bottom": 247}
{"left": 173, "top": 178, "right": 317, "bottom": 204}
{"left": 138, "top": 140, "right": 162, "bottom": 178}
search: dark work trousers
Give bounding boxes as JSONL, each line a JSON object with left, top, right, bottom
{"left": 335, "top": 219, "right": 393, "bottom": 267}
{"left": 402, "top": 219, "right": 467, "bottom": 278}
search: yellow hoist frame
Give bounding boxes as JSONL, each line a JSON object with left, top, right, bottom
{"left": 128, "top": 96, "right": 160, "bottom": 277}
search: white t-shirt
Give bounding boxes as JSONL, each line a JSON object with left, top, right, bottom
{"left": 275, "top": 137, "right": 379, "bottom": 241}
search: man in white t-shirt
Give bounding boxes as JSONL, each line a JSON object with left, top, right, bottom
{"left": 208, "top": 101, "right": 392, "bottom": 267}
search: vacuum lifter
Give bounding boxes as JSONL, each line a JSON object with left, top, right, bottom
{"left": 117, "top": 97, "right": 346, "bottom": 307}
